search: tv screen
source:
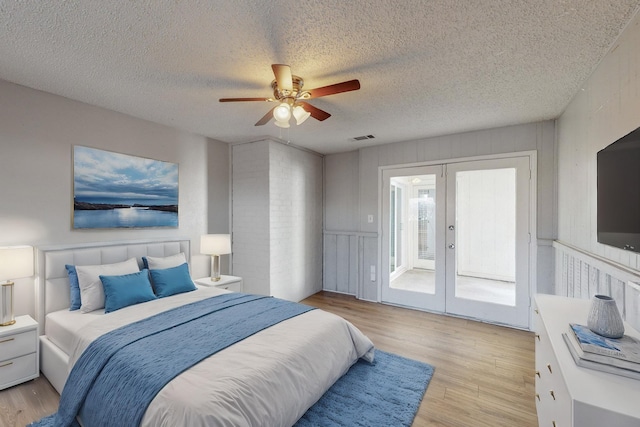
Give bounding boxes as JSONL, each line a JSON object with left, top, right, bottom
{"left": 597, "top": 126, "right": 640, "bottom": 253}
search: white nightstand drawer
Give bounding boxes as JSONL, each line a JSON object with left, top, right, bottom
{"left": 215, "top": 281, "right": 242, "bottom": 292}
{"left": 0, "top": 352, "right": 37, "bottom": 388}
{"left": 194, "top": 276, "right": 243, "bottom": 292}
{"left": 0, "top": 329, "right": 37, "bottom": 362}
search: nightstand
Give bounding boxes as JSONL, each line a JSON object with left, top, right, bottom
{"left": 0, "top": 315, "right": 39, "bottom": 390}
{"left": 194, "top": 275, "right": 243, "bottom": 293}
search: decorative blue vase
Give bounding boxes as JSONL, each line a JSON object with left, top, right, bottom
{"left": 587, "top": 295, "right": 625, "bottom": 339}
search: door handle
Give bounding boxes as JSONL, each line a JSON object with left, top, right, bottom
{"left": 448, "top": 244, "right": 455, "bottom": 249}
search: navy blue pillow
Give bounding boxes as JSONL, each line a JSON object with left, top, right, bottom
{"left": 149, "top": 263, "right": 196, "bottom": 298}
{"left": 65, "top": 264, "right": 81, "bottom": 311}
{"left": 99, "top": 269, "right": 157, "bottom": 313}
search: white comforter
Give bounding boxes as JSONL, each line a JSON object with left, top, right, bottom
{"left": 68, "top": 287, "right": 375, "bottom": 427}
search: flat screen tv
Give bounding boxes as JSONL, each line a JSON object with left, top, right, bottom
{"left": 597, "top": 126, "right": 640, "bottom": 253}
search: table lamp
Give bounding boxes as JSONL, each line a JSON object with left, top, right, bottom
{"left": 0, "top": 246, "right": 34, "bottom": 326}
{"left": 200, "top": 234, "right": 231, "bottom": 282}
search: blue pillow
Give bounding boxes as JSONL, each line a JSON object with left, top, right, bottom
{"left": 66, "top": 265, "right": 81, "bottom": 311}
{"left": 99, "top": 269, "right": 157, "bottom": 313}
{"left": 149, "top": 263, "right": 196, "bottom": 298}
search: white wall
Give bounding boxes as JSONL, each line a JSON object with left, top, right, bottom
{"left": 232, "top": 139, "right": 323, "bottom": 301}
{"left": 324, "top": 121, "right": 556, "bottom": 301}
{"left": 323, "top": 152, "right": 364, "bottom": 296}
{"left": 324, "top": 151, "right": 360, "bottom": 232}
{"left": 0, "top": 80, "right": 230, "bottom": 318}
{"left": 232, "top": 141, "right": 271, "bottom": 295}
{"left": 555, "top": 10, "right": 640, "bottom": 321}
{"left": 269, "top": 142, "right": 323, "bottom": 302}
{"left": 557, "top": 10, "right": 640, "bottom": 269}
{"left": 206, "top": 138, "right": 232, "bottom": 275}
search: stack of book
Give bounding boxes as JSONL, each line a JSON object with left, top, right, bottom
{"left": 562, "top": 323, "right": 640, "bottom": 380}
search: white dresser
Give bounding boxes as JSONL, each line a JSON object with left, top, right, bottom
{"left": 534, "top": 294, "right": 640, "bottom": 426}
{"left": 0, "top": 315, "right": 39, "bottom": 390}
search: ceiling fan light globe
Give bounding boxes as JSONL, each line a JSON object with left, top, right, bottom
{"left": 293, "top": 106, "right": 311, "bottom": 125}
{"left": 274, "top": 119, "right": 290, "bottom": 128}
{"left": 273, "top": 102, "right": 292, "bottom": 122}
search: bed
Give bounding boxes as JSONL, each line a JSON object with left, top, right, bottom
{"left": 36, "top": 239, "right": 374, "bottom": 426}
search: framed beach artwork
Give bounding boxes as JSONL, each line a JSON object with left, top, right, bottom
{"left": 73, "top": 146, "right": 178, "bottom": 229}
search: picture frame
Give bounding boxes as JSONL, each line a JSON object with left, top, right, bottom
{"left": 72, "top": 146, "right": 179, "bottom": 229}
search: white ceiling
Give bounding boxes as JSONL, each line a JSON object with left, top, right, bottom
{"left": 1, "top": 1, "right": 639, "bottom": 155}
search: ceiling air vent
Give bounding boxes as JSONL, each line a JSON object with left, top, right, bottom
{"left": 351, "top": 134, "right": 376, "bottom": 141}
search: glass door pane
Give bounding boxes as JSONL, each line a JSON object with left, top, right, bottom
{"left": 415, "top": 187, "right": 435, "bottom": 270}
{"left": 390, "top": 181, "right": 406, "bottom": 280}
{"left": 454, "top": 168, "right": 516, "bottom": 306}
{"left": 390, "top": 185, "right": 396, "bottom": 274}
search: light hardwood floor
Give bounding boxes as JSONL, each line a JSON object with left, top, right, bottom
{"left": 0, "top": 291, "right": 538, "bottom": 426}
{"left": 305, "top": 292, "right": 538, "bottom": 426}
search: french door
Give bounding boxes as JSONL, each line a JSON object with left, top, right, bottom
{"left": 381, "top": 165, "right": 446, "bottom": 312}
{"left": 381, "top": 156, "right": 531, "bottom": 329}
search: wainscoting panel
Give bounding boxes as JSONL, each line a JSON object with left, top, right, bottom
{"left": 323, "top": 231, "right": 360, "bottom": 295}
{"left": 323, "top": 231, "right": 377, "bottom": 299}
{"left": 554, "top": 240, "right": 640, "bottom": 332}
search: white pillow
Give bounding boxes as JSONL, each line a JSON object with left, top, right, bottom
{"left": 76, "top": 258, "right": 140, "bottom": 313}
{"left": 144, "top": 252, "right": 187, "bottom": 270}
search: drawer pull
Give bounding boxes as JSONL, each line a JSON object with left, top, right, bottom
{"left": 536, "top": 393, "right": 540, "bottom": 401}
{"left": 0, "top": 361, "right": 13, "bottom": 368}
{"left": 535, "top": 309, "right": 539, "bottom": 314}
{"left": 536, "top": 334, "right": 541, "bottom": 341}
{"left": 535, "top": 371, "right": 540, "bottom": 378}
{"left": 0, "top": 337, "right": 15, "bottom": 344}
{"left": 547, "top": 364, "right": 553, "bottom": 374}
{"left": 550, "top": 390, "right": 556, "bottom": 400}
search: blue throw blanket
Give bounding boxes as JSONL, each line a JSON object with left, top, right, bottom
{"left": 31, "top": 293, "right": 314, "bottom": 427}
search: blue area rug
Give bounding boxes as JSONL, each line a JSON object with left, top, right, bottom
{"left": 295, "top": 350, "right": 435, "bottom": 427}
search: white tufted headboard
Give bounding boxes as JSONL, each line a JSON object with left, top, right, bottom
{"left": 35, "top": 238, "right": 190, "bottom": 334}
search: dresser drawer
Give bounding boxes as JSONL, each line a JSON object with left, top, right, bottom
{"left": 0, "top": 352, "right": 38, "bottom": 389}
{"left": 535, "top": 306, "right": 571, "bottom": 426}
{"left": 0, "top": 329, "right": 37, "bottom": 362}
{"left": 536, "top": 378, "right": 571, "bottom": 427}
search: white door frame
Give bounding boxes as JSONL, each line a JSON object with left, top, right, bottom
{"left": 377, "top": 151, "right": 537, "bottom": 330}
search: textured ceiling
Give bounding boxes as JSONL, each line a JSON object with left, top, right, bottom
{"left": 1, "top": 1, "right": 639, "bottom": 154}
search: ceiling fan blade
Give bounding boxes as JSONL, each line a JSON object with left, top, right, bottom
{"left": 272, "top": 64, "right": 293, "bottom": 92}
{"left": 307, "top": 79, "right": 360, "bottom": 99}
{"left": 298, "top": 101, "right": 331, "bottom": 121}
{"left": 219, "top": 97, "right": 271, "bottom": 102}
{"left": 255, "top": 106, "right": 276, "bottom": 126}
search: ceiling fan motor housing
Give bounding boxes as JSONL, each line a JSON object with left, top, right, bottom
{"left": 271, "top": 75, "right": 310, "bottom": 103}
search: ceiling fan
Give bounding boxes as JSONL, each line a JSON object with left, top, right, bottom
{"left": 219, "top": 64, "right": 360, "bottom": 128}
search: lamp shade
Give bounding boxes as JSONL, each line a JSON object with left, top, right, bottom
{"left": 0, "top": 246, "right": 33, "bottom": 281}
{"left": 293, "top": 105, "right": 311, "bottom": 125}
{"left": 273, "top": 102, "right": 291, "bottom": 122}
{"left": 274, "top": 119, "right": 290, "bottom": 128}
{"left": 200, "top": 234, "right": 231, "bottom": 255}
